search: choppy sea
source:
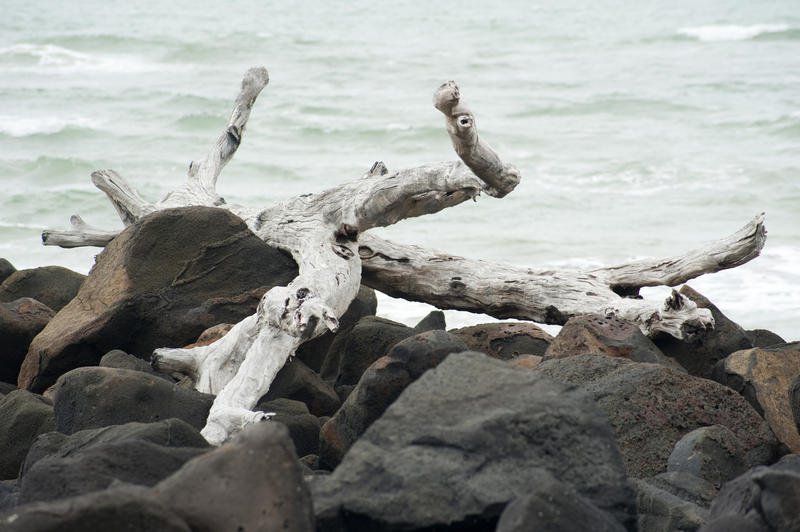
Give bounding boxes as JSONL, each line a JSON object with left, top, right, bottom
{"left": 1, "top": 1, "right": 798, "bottom": 340}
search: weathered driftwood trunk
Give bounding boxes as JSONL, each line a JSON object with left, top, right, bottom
{"left": 43, "top": 67, "right": 766, "bottom": 444}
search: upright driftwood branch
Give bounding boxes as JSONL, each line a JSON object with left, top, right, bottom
{"left": 41, "top": 68, "right": 767, "bottom": 443}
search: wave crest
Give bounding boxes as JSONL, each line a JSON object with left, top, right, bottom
{"left": 678, "top": 23, "right": 792, "bottom": 42}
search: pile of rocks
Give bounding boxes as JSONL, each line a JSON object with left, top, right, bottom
{"left": 1, "top": 207, "right": 799, "bottom": 531}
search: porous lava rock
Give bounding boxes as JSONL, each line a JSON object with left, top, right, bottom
{"left": 450, "top": 321, "right": 552, "bottom": 360}
{"left": 534, "top": 354, "right": 779, "bottom": 478}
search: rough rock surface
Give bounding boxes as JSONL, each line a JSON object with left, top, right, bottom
{"left": 653, "top": 285, "right": 753, "bottom": 378}
{"left": 312, "top": 351, "right": 636, "bottom": 531}
{"left": 712, "top": 346, "right": 800, "bottom": 453}
{"left": 261, "top": 357, "right": 340, "bottom": 417}
{"left": 746, "top": 329, "right": 786, "bottom": 348}
{"left": 0, "top": 298, "right": 54, "bottom": 384}
{"left": 543, "top": 314, "right": 679, "bottom": 367}
{"left": 496, "top": 469, "right": 625, "bottom": 532}
{"left": 534, "top": 354, "right": 779, "bottom": 478}
{"left": 152, "top": 422, "right": 314, "bottom": 532}
{"left": 633, "top": 478, "right": 709, "bottom": 532}
{"left": 791, "top": 374, "right": 800, "bottom": 435}
{"left": 52, "top": 366, "right": 214, "bottom": 434}
{"left": 413, "top": 310, "right": 447, "bottom": 332}
{"left": 318, "top": 330, "right": 468, "bottom": 469}
{"left": 18, "top": 419, "right": 208, "bottom": 504}
{"left": 320, "top": 315, "right": 417, "bottom": 393}
{"left": 450, "top": 321, "right": 552, "bottom": 360}
{"left": 667, "top": 425, "right": 748, "bottom": 489}
{"left": 703, "top": 455, "right": 800, "bottom": 532}
{"left": 257, "top": 398, "right": 321, "bottom": 457}
{"left": 1, "top": 484, "right": 191, "bottom": 532}
{"left": 0, "top": 258, "right": 15, "bottom": 285}
{"left": 18, "top": 206, "right": 298, "bottom": 392}
{"left": 0, "top": 266, "right": 85, "bottom": 313}
{"left": 647, "top": 472, "right": 718, "bottom": 509}
{"left": 99, "top": 349, "right": 174, "bottom": 381}
{"left": 0, "top": 390, "right": 55, "bottom": 480}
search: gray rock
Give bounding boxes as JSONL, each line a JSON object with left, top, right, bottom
{"left": 312, "top": 351, "right": 636, "bottom": 531}
{"left": 450, "top": 321, "right": 552, "bottom": 360}
{"left": 1, "top": 484, "right": 191, "bottom": 532}
{"left": 319, "top": 330, "right": 468, "bottom": 469}
{"left": 706, "top": 461, "right": 800, "bottom": 532}
{"left": 0, "top": 266, "right": 85, "bottom": 313}
{"left": 257, "top": 399, "right": 321, "bottom": 457}
{"left": 543, "top": 314, "right": 679, "bottom": 368}
{"left": 0, "top": 390, "right": 55, "bottom": 480}
{"left": 0, "top": 298, "right": 54, "bottom": 384}
{"left": 19, "top": 206, "right": 298, "bottom": 393}
{"left": 0, "top": 480, "right": 18, "bottom": 512}
{"left": 496, "top": 469, "right": 625, "bottom": 532}
{"left": 18, "top": 419, "right": 208, "bottom": 504}
{"left": 633, "top": 478, "right": 709, "bottom": 532}
{"left": 99, "top": 349, "right": 174, "bottom": 381}
{"left": 52, "top": 366, "right": 214, "bottom": 434}
{"left": 648, "top": 472, "right": 718, "bottom": 509}
{"left": 653, "top": 285, "right": 753, "bottom": 378}
{"left": 668, "top": 425, "right": 748, "bottom": 489}
{"left": 746, "top": 329, "right": 786, "bottom": 348}
{"left": 534, "top": 354, "right": 779, "bottom": 478}
{"left": 153, "top": 422, "right": 314, "bottom": 532}
{"left": 260, "top": 357, "right": 340, "bottom": 417}
{"left": 0, "top": 258, "right": 15, "bottom": 285}
{"left": 320, "top": 316, "right": 417, "bottom": 391}
{"left": 413, "top": 310, "right": 446, "bottom": 332}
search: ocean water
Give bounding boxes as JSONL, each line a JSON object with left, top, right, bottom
{"left": 1, "top": 1, "right": 798, "bottom": 340}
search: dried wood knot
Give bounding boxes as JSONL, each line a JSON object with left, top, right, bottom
{"left": 335, "top": 223, "right": 359, "bottom": 242}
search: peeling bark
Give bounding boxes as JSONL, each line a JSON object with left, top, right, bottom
{"left": 42, "top": 67, "right": 766, "bottom": 443}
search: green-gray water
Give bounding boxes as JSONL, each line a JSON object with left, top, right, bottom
{"left": 1, "top": 1, "right": 798, "bottom": 338}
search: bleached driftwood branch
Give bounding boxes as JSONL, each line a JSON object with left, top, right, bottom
{"left": 43, "top": 68, "right": 524, "bottom": 444}
{"left": 42, "top": 67, "right": 766, "bottom": 442}
{"left": 359, "top": 212, "right": 766, "bottom": 339}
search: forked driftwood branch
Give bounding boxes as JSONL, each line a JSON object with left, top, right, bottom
{"left": 43, "top": 67, "right": 766, "bottom": 444}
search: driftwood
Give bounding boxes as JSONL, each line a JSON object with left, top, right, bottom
{"left": 43, "top": 67, "right": 766, "bottom": 444}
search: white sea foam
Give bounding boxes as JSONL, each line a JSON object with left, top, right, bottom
{"left": 0, "top": 114, "right": 101, "bottom": 137}
{"left": 678, "top": 23, "right": 790, "bottom": 42}
{"left": 0, "top": 43, "right": 157, "bottom": 74}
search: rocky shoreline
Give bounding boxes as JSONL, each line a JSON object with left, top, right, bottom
{"left": 1, "top": 207, "right": 799, "bottom": 531}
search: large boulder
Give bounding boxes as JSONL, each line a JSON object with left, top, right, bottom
{"left": 18, "top": 206, "right": 298, "bottom": 392}
{"left": 712, "top": 346, "right": 800, "bottom": 453}
{"left": 311, "top": 351, "right": 636, "bottom": 531}
{"left": 0, "top": 390, "right": 55, "bottom": 480}
{"left": 534, "top": 354, "right": 779, "bottom": 478}
{"left": 320, "top": 316, "right": 417, "bottom": 396}
{"left": 450, "top": 321, "right": 552, "bottom": 360}
{"left": 703, "top": 455, "right": 800, "bottom": 532}
{"left": 319, "top": 330, "right": 468, "bottom": 468}
{"left": 51, "top": 366, "right": 214, "bottom": 434}
{"left": 0, "top": 258, "right": 15, "bottom": 284}
{"left": 152, "top": 422, "right": 314, "bottom": 532}
{"left": 667, "top": 425, "right": 749, "bottom": 490}
{"left": 256, "top": 398, "right": 322, "bottom": 457}
{"left": 0, "top": 266, "right": 85, "bottom": 313}
{"left": 543, "top": 314, "right": 679, "bottom": 367}
{"left": 18, "top": 419, "right": 208, "bottom": 504}
{"left": 496, "top": 469, "right": 626, "bottom": 532}
{"left": 1, "top": 484, "right": 191, "bottom": 532}
{"left": 0, "top": 298, "right": 54, "bottom": 384}
{"left": 633, "top": 479, "right": 709, "bottom": 532}
{"left": 260, "top": 357, "right": 340, "bottom": 417}
{"left": 652, "top": 285, "right": 753, "bottom": 378}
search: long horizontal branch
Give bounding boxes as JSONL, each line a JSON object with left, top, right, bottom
{"left": 358, "top": 214, "right": 767, "bottom": 338}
